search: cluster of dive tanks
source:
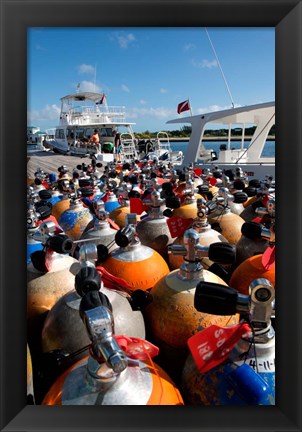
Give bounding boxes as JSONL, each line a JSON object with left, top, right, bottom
{"left": 26, "top": 158, "right": 275, "bottom": 405}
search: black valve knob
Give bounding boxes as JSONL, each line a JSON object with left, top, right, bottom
{"left": 35, "top": 204, "right": 52, "bottom": 220}
{"left": 233, "top": 179, "right": 246, "bottom": 190}
{"left": 47, "top": 235, "right": 73, "bottom": 254}
{"left": 161, "top": 182, "right": 174, "bottom": 196}
{"left": 197, "top": 185, "right": 210, "bottom": 195}
{"left": 115, "top": 227, "right": 135, "bottom": 248}
{"left": 241, "top": 222, "right": 262, "bottom": 239}
{"left": 75, "top": 266, "right": 102, "bottom": 297}
{"left": 128, "top": 190, "right": 141, "bottom": 199}
{"left": 38, "top": 190, "right": 52, "bottom": 200}
{"left": 79, "top": 290, "right": 112, "bottom": 321}
{"left": 249, "top": 179, "right": 261, "bottom": 188}
{"left": 194, "top": 281, "right": 239, "bottom": 315}
{"left": 130, "top": 290, "right": 153, "bottom": 311}
{"left": 165, "top": 195, "right": 181, "bottom": 209}
{"left": 233, "top": 191, "right": 248, "bottom": 204}
{"left": 79, "top": 187, "right": 94, "bottom": 197}
{"left": 163, "top": 208, "right": 173, "bottom": 218}
{"left": 78, "top": 178, "right": 92, "bottom": 187}
{"left": 208, "top": 242, "right": 236, "bottom": 265}
{"left": 243, "top": 186, "right": 257, "bottom": 197}
{"left": 96, "top": 244, "right": 109, "bottom": 263}
{"left": 251, "top": 200, "right": 265, "bottom": 211}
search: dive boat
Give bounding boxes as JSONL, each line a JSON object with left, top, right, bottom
{"left": 166, "top": 101, "right": 275, "bottom": 180}
{"left": 45, "top": 92, "right": 139, "bottom": 163}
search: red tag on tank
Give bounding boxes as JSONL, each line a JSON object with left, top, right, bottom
{"left": 129, "top": 198, "right": 148, "bottom": 215}
{"left": 115, "top": 335, "right": 159, "bottom": 360}
{"left": 101, "top": 191, "right": 110, "bottom": 203}
{"left": 188, "top": 323, "right": 251, "bottom": 373}
{"left": 193, "top": 168, "right": 202, "bottom": 177}
{"left": 261, "top": 245, "right": 275, "bottom": 270}
{"left": 167, "top": 215, "right": 193, "bottom": 238}
{"left": 252, "top": 217, "right": 262, "bottom": 223}
{"left": 209, "top": 177, "right": 218, "bottom": 186}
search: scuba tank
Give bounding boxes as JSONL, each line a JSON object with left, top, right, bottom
{"left": 104, "top": 190, "right": 121, "bottom": 213}
{"left": 172, "top": 180, "right": 203, "bottom": 219}
{"left": 27, "top": 200, "right": 50, "bottom": 264}
{"left": 51, "top": 179, "right": 71, "bottom": 222}
{"left": 228, "top": 179, "right": 248, "bottom": 215}
{"left": 144, "top": 228, "right": 238, "bottom": 381}
{"left": 240, "top": 180, "right": 274, "bottom": 222}
{"left": 100, "top": 213, "right": 170, "bottom": 291}
{"left": 136, "top": 190, "right": 174, "bottom": 260}
{"left": 235, "top": 198, "right": 275, "bottom": 266}
{"left": 168, "top": 198, "right": 228, "bottom": 271}
{"left": 42, "top": 290, "right": 184, "bottom": 405}
{"left": 27, "top": 223, "right": 80, "bottom": 353}
{"left": 75, "top": 200, "right": 118, "bottom": 258}
{"left": 108, "top": 182, "right": 132, "bottom": 228}
{"left": 181, "top": 278, "right": 275, "bottom": 405}
{"left": 41, "top": 244, "right": 146, "bottom": 365}
{"left": 207, "top": 187, "right": 247, "bottom": 245}
{"left": 229, "top": 220, "right": 275, "bottom": 295}
{"left": 58, "top": 188, "right": 93, "bottom": 241}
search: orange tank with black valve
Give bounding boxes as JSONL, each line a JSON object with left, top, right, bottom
{"left": 173, "top": 180, "right": 203, "bottom": 220}
{"left": 42, "top": 289, "right": 183, "bottom": 406}
{"left": 169, "top": 198, "right": 228, "bottom": 271}
{"left": 100, "top": 213, "right": 169, "bottom": 291}
{"left": 144, "top": 229, "right": 239, "bottom": 381}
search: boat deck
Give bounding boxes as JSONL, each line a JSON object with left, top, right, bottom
{"left": 27, "top": 151, "right": 96, "bottom": 180}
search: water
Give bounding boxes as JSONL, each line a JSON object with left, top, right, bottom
{"left": 170, "top": 140, "right": 275, "bottom": 158}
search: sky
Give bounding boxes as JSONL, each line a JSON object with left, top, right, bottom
{"left": 27, "top": 27, "right": 275, "bottom": 133}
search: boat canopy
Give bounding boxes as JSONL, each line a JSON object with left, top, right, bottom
{"left": 60, "top": 92, "right": 105, "bottom": 103}
{"left": 166, "top": 101, "right": 275, "bottom": 166}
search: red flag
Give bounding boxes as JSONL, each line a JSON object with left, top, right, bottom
{"left": 177, "top": 99, "right": 190, "bottom": 114}
{"left": 96, "top": 94, "right": 106, "bottom": 105}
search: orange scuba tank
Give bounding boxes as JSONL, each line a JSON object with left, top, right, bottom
{"left": 207, "top": 187, "right": 247, "bottom": 245}
{"left": 51, "top": 179, "right": 71, "bottom": 221}
{"left": 168, "top": 198, "right": 228, "bottom": 270}
{"left": 172, "top": 180, "right": 203, "bottom": 219}
{"left": 42, "top": 290, "right": 184, "bottom": 405}
{"left": 100, "top": 213, "right": 169, "bottom": 291}
{"left": 144, "top": 228, "right": 239, "bottom": 381}
{"left": 27, "top": 344, "right": 34, "bottom": 404}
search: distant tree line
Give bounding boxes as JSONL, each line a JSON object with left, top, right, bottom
{"left": 134, "top": 125, "right": 275, "bottom": 139}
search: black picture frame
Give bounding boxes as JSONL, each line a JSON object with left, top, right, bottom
{"left": 1, "top": 0, "right": 301, "bottom": 431}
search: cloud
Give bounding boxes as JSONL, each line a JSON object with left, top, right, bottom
{"left": 184, "top": 43, "right": 195, "bottom": 52}
{"left": 78, "top": 64, "right": 95, "bottom": 75}
{"left": 160, "top": 88, "right": 168, "bottom": 94}
{"left": 121, "top": 84, "right": 130, "bottom": 93}
{"left": 77, "top": 81, "right": 101, "bottom": 92}
{"left": 195, "top": 103, "right": 241, "bottom": 114}
{"left": 112, "top": 32, "right": 136, "bottom": 49}
{"left": 140, "top": 99, "right": 147, "bottom": 105}
{"left": 28, "top": 104, "right": 61, "bottom": 123}
{"left": 127, "top": 106, "right": 175, "bottom": 121}
{"left": 192, "top": 59, "right": 218, "bottom": 69}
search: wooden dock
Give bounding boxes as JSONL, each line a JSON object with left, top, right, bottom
{"left": 27, "top": 151, "right": 96, "bottom": 180}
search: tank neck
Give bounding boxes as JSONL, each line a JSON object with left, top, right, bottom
{"left": 177, "top": 260, "right": 204, "bottom": 280}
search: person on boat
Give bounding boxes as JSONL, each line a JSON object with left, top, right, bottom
{"left": 90, "top": 129, "right": 100, "bottom": 147}
{"left": 113, "top": 129, "right": 121, "bottom": 162}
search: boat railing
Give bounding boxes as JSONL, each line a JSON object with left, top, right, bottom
{"left": 61, "top": 105, "right": 127, "bottom": 125}
{"left": 119, "top": 133, "right": 139, "bottom": 161}
{"left": 155, "top": 131, "right": 172, "bottom": 152}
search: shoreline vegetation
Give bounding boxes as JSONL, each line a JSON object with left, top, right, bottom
{"left": 134, "top": 135, "right": 275, "bottom": 142}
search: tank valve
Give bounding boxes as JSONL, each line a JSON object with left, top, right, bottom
{"left": 80, "top": 291, "right": 128, "bottom": 375}
{"left": 194, "top": 278, "right": 275, "bottom": 340}
{"left": 115, "top": 213, "right": 138, "bottom": 248}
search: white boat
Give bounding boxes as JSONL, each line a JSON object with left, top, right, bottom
{"left": 45, "top": 92, "right": 139, "bottom": 163}
{"left": 27, "top": 126, "right": 51, "bottom": 154}
{"left": 138, "top": 131, "right": 183, "bottom": 164}
{"left": 166, "top": 101, "right": 275, "bottom": 180}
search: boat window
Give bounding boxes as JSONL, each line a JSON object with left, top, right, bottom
{"left": 85, "top": 128, "right": 92, "bottom": 138}
{"left": 100, "top": 127, "right": 114, "bottom": 137}
{"left": 55, "top": 129, "right": 65, "bottom": 139}
{"left": 75, "top": 129, "right": 85, "bottom": 139}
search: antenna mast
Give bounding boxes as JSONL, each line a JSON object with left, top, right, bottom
{"left": 205, "top": 28, "right": 235, "bottom": 108}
